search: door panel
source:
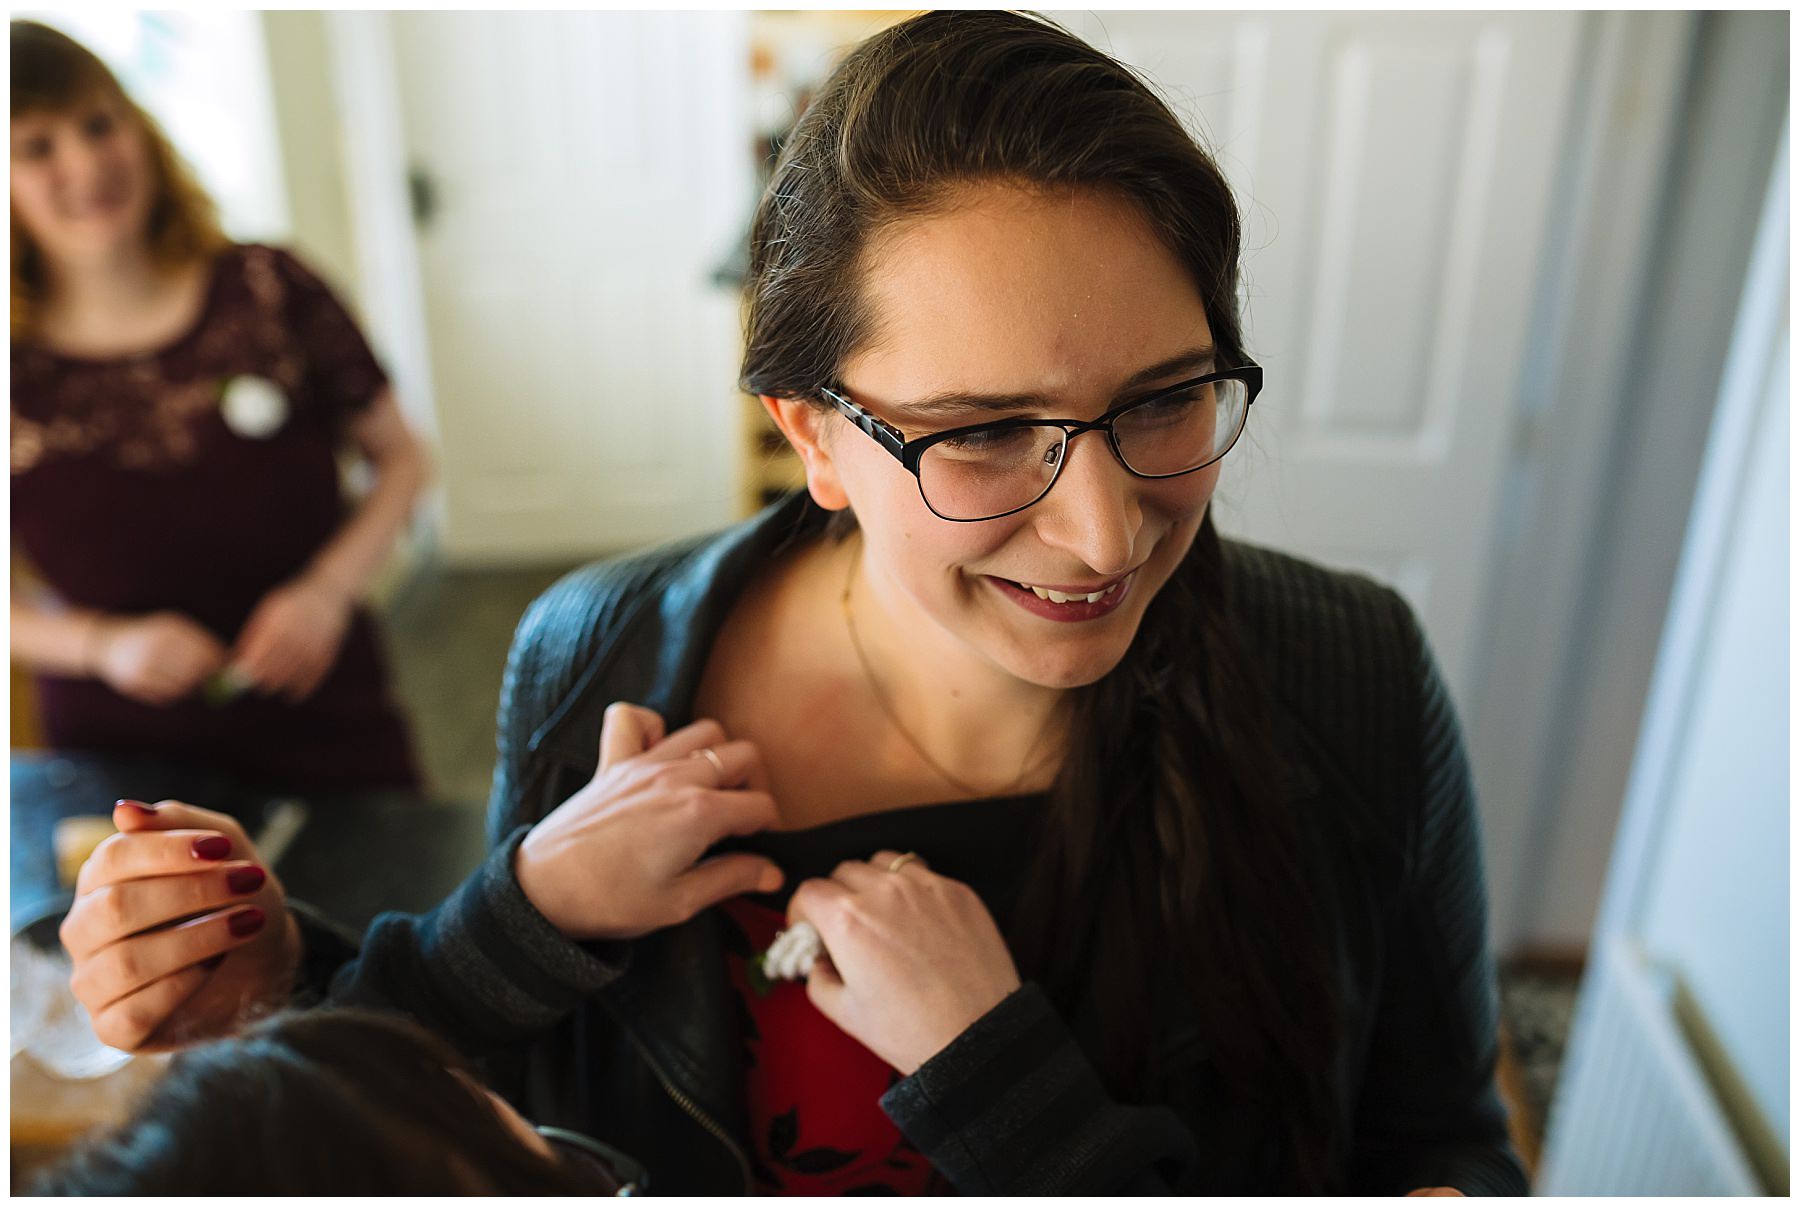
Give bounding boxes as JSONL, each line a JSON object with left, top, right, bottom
{"left": 392, "top": 12, "right": 750, "bottom": 563}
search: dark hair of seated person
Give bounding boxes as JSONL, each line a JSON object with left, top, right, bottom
{"left": 29, "top": 1008, "right": 601, "bottom": 1195}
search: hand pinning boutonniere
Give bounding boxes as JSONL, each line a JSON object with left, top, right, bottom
{"left": 748, "top": 922, "right": 823, "bottom": 998}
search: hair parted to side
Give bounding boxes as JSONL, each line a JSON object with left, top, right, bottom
{"left": 9, "top": 19, "right": 226, "bottom": 340}
{"left": 740, "top": 11, "right": 1344, "bottom": 1192}
{"left": 29, "top": 1008, "right": 597, "bottom": 1195}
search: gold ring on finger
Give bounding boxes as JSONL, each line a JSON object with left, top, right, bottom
{"left": 886, "top": 851, "right": 921, "bottom": 874}
{"left": 692, "top": 746, "right": 728, "bottom": 785}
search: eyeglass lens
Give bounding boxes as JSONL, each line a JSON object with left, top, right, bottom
{"left": 916, "top": 376, "right": 1249, "bottom": 520}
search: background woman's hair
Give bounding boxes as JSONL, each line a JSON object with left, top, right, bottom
{"left": 29, "top": 1009, "right": 595, "bottom": 1195}
{"left": 9, "top": 19, "right": 226, "bottom": 340}
{"left": 740, "top": 11, "right": 1344, "bottom": 1192}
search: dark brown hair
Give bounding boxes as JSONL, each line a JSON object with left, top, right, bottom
{"left": 29, "top": 1009, "right": 597, "bottom": 1195}
{"left": 741, "top": 11, "right": 1343, "bottom": 1192}
{"left": 10, "top": 19, "right": 226, "bottom": 339}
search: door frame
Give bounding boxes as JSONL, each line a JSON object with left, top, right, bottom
{"left": 323, "top": 10, "right": 444, "bottom": 561}
{"left": 1470, "top": 11, "right": 1787, "bottom": 953}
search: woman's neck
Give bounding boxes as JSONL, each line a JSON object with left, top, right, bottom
{"left": 835, "top": 534, "right": 1068, "bottom": 794}
{"left": 35, "top": 241, "right": 198, "bottom": 355}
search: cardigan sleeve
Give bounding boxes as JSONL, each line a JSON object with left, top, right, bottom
{"left": 880, "top": 984, "right": 1198, "bottom": 1194}
{"left": 1344, "top": 605, "right": 1531, "bottom": 1195}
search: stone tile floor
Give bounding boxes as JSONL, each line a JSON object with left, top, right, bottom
{"left": 1497, "top": 961, "right": 1584, "bottom": 1176}
{"left": 381, "top": 561, "right": 580, "bottom": 806}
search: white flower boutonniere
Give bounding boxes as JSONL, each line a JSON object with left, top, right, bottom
{"left": 220, "top": 375, "right": 289, "bottom": 439}
{"left": 749, "top": 921, "right": 823, "bottom": 996}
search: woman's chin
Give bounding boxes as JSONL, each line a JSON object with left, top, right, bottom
{"left": 999, "top": 634, "right": 1137, "bottom": 691}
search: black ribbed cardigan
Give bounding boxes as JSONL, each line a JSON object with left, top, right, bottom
{"left": 295, "top": 493, "right": 1530, "bottom": 1195}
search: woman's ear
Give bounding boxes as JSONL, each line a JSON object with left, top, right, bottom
{"left": 760, "top": 395, "right": 850, "bottom": 511}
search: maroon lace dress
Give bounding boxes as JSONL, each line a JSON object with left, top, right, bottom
{"left": 11, "top": 244, "right": 421, "bottom": 791}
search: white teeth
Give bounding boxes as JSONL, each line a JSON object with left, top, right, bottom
{"left": 1017, "top": 576, "right": 1127, "bottom": 604}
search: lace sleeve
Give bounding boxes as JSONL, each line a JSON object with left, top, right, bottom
{"left": 269, "top": 247, "right": 389, "bottom": 429}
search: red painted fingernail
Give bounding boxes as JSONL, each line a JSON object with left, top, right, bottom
{"left": 201, "top": 955, "right": 226, "bottom": 971}
{"left": 227, "top": 866, "right": 265, "bottom": 895}
{"left": 228, "top": 907, "right": 266, "bottom": 938}
{"left": 116, "top": 799, "right": 156, "bottom": 814}
{"left": 192, "top": 835, "right": 231, "bottom": 860}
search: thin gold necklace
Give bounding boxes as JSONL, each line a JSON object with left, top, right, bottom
{"left": 839, "top": 540, "right": 1051, "bottom": 798}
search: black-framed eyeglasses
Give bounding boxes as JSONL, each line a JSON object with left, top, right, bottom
{"left": 819, "top": 364, "right": 1261, "bottom": 522}
{"left": 536, "top": 1125, "right": 649, "bottom": 1195}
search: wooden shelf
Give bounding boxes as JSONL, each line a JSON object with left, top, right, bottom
{"left": 738, "top": 394, "right": 806, "bottom": 517}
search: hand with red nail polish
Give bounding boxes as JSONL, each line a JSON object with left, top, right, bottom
{"left": 60, "top": 800, "right": 300, "bottom": 1053}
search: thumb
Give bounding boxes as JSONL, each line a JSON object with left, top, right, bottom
{"left": 677, "top": 853, "right": 784, "bottom": 914}
{"left": 598, "top": 702, "right": 666, "bottom": 773}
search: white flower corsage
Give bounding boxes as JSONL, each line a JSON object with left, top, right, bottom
{"left": 220, "top": 375, "right": 289, "bottom": 439}
{"left": 749, "top": 922, "right": 823, "bottom": 996}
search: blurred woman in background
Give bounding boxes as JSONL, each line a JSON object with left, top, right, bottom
{"left": 9, "top": 19, "right": 424, "bottom": 791}
{"left": 30, "top": 1008, "right": 641, "bottom": 1195}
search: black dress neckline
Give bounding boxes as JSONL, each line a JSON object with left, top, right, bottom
{"left": 721, "top": 791, "right": 1048, "bottom": 916}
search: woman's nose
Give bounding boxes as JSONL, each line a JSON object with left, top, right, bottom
{"left": 55, "top": 138, "right": 100, "bottom": 194}
{"left": 1028, "top": 430, "right": 1140, "bottom": 577}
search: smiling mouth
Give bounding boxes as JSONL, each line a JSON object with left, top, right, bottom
{"left": 1002, "top": 570, "right": 1136, "bottom": 604}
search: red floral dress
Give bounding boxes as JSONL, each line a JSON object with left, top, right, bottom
{"left": 715, "top": 793, "right": 1041, "bottom": 1195}
{"left": 11, "top": 244, "right": 420, "bottom": 790}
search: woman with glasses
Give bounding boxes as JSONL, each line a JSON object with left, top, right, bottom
{"left": 61, "top": 12, "right": 1522, "bottom": 1196}
{"left": 30, "top": 1009, "right": 644, "bottom": 1195}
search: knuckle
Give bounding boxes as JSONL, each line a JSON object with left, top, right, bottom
{"left": 92, "top": 1015, "right": 132, "bottom": 1052}
{"left": 114, "top": 999, "right": 158, "bottom": 1047}
{"left": 838, "top": 898, "right": 872, "bottom": 932}
{"left": 108, "top": 944, "right": 145, "bottom": 989}
{"left": 86, "top": 832, "right": 126, "bottom": 875}
{"left": 67, "top": 964, "right": 92, "bottom": 1006}
{"left": 789, "top": 881, "right": 826, "bottom": 917}
{"left": 95, "top": 886, "right": 132, "bottom": 936}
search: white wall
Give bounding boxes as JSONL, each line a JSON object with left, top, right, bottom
{"left": 23, "top": 10, "right": 289, "bottom": 241}
{"left": 1634, "top": 331, "right": 1789, "bottom": 1139}
{"left": 1581, "top": 114, "right": 1791, "bottom": 1169}
{"left": 261, "top": 11, "right": 361, "bottom": 303}
{"left": 1494, "top": 10, "right": 1790, "bottom": 952}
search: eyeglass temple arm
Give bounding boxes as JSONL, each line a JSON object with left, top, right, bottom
{"left": 820, "top": 388, "right": 907, "bottom": 460}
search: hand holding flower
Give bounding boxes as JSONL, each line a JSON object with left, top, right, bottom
{"left": 786, "top": 849, "right": 1022, "bottom": 1075}
{"left": 230, "top": 574, "right": 354, "bottom": 702}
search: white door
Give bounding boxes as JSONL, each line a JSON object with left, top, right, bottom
{"left": 1060, "top": 11, "right": 1584, "bottom": 703}
{"left": 391, "top": 12, "right": 752, "bottom": 564}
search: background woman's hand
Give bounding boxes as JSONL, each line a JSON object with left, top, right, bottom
{"left": 60, "top": 800, "right": 301, "bottom": 1052}
{"left": 230, "top": 575, "right": 353, "bottom": 702}
{"left": 787, "top": 850, "right": 1022, "bottom": 1075}
{"left": 513, "top": 703, "right": 785, "bottom": 941}
{"left": 93, "top": 612, "right": 228, "bottom": 705}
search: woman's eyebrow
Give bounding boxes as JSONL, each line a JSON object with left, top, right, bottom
{"left": 888, "top": 344, "right": 1217, "bottom": 419}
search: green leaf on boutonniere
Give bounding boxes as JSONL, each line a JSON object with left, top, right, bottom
{"left": 747, "top": 953, "right": 776, "bottom": 998}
